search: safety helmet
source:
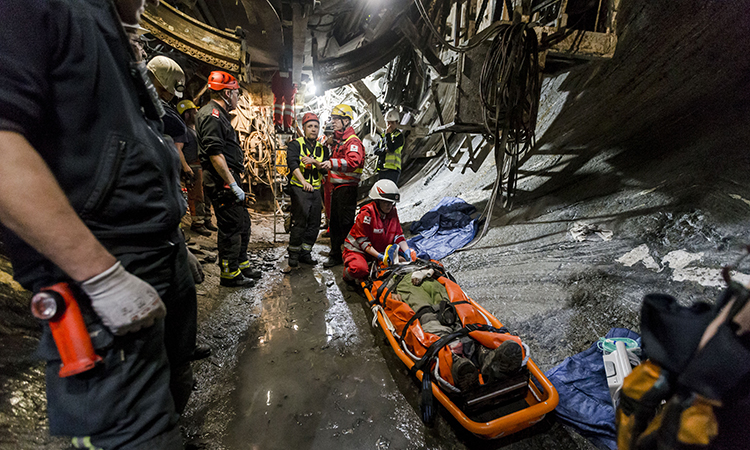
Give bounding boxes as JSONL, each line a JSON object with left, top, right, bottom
{"left": 147, "top": 56, "right": 185, "bottom": 96}
{"left": 301, "top": 112, "right": 319, "bottom": 126}
{"left": 207, "top": 71, "right": 239, "bottom": 91}
{"left": 369, "top": 179, "right": 400, "bottom": 204}
{"left": 331, "top": 104, "right": 354, "bottom": 121}
{"left": 176, "top": 99, "right": 197, "bottom": 115}
{"left": 385, "top": 109, "right": 400, "bottom": 123}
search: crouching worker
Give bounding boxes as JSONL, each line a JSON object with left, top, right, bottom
{"left": 342, "top": 180, "right": 416, "bottom": 282}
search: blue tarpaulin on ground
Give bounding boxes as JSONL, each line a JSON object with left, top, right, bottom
{"left": 544, "top": 328, "right": 641, "bottom": 450}
{"left": 406, "top": 197, "right": 480, "bottom": 261}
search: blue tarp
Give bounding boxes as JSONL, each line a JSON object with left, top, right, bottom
{"left": 544, "top": 328, "right": 641, "bottom": 450}
{"left": 406, "top": 197, "right": 480, "bottom": 261}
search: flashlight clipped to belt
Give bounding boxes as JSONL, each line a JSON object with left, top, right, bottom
{"left": 31, "top": 283, "right": 102, "bottom": 377}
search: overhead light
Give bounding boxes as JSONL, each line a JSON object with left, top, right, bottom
{"left": 308, "top": 82, "right": 317, "bottom": 95}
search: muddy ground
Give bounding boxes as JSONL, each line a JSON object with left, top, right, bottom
{"left": 2, "top": 0, "right": 750, "bottom": 448}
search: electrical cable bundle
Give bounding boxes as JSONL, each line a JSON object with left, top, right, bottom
{"left": 461, "top": 22, "right": 541, "bottom": 250}
{"left": 232, "top": 96, "right": 276, "bottom": 187}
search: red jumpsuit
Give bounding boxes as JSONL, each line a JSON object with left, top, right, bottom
{"left": 271, "top": 70, "right": 296, "bottom": 130}
{"left": 326, "top": 126, "right": 365, "bottom": 262}
{"left": 343, "top": 202, "right": 405, "bottom": 280}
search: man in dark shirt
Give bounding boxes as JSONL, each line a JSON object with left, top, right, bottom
{"left": 196, "top": 71, "right": 262, "bottom": 287}
{"left": 285, "top": 112, "right": 328, "bottom": 267}
{"left": 0, "top": 0, "right": 187, "bottom": 448}
{"left": 178, "top": 99, "right": 215, "bottom": 236}
{"left": 147, "top": 55, "right": 192, "bottom": 179}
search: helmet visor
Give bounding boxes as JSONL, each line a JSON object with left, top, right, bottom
{"left": 379, "top": 192, "right": 399, "bottom": 203}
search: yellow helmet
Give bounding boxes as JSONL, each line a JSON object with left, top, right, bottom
{"left": 176, "top": 99, "right": 197, "bottom": 115}
{"left": 331, "top": 104, "right": 354, "bottom": 121}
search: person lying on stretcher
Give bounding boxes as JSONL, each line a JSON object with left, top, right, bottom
{"left": 390, "top": 266, "right": 526, "bottom": 392}
{"left": 342, "top": 179, "right": 417, "bottom": 283}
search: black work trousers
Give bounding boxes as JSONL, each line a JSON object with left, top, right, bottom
{"left": 42, "top": 231, "right": 195, "bottom": 449}
{"left": 329, "top": 185, "right": 358, "bottom": 260}
{"left": 288, "top": 185, "right": 323, "bottom": 255}
{"left": 378, "top": 169, "right": 400, "bottom": 185}
{"left": 212, "top": 196, "right": 251, "bottom": 273}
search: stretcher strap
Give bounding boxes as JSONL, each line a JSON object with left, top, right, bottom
{"left": 399, "top": 305, "right": 438, "bottom": 342}
{"left": 397, "top": 300, "right": 476, "bottom": 344}
{"left": 409, "top": 323, "right": 510, "bottom": 377}
{"left": 377, "top": 274, "right": 405, "bottom": 305}
{"left": 372, "top": 261, "right": 457, "bottom": 307}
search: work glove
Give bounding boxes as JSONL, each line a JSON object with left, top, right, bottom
{"left": 186, "top": 250, "right": 204, "bottom": 284}
{"left": 383, "top": 244, "right": 400, "bottom": 267}
{"left": 409, "top": 248, "right": 418, "bottom": 262}
{"left": 229, "top": 182, "right": 245, "bottom": 202}
{"left": 81, "top": 261, "right": 166, "bottom": 336}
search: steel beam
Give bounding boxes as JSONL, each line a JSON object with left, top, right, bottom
{"left": 142, "top": 1, "right": 244, "bottom": 73}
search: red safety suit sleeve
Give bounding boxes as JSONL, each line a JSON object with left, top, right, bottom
{"left": 330, "top": 137, "right": 364, "bottom": 173}
{"left": 346, "top": 207, "right": 375, "bottom": 253}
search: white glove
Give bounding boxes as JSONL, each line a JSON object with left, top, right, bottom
{"left": 186, "top": 250, "right": 204, "bottom": 284}
{"left": 81, "top": 261, "right": 166, "bottom": 336}
{"left": 229, "top": 182, "right": 245, "bottom": 202}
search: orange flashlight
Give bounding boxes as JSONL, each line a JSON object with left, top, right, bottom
{"left": 31, "top": 283, "right": 102, "bottom": 377}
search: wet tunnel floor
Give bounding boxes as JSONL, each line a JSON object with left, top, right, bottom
{"left": 218, "top": 244, "right": 589, "bottom": 450}
{"left": 224, "top": 256, "right": 429, "bottom": 450}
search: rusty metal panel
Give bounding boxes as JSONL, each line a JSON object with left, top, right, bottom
{"left": 142, "top": 1, "right": 244, "bottom": 73}
{"left": 433, "top": 38, "right": 493, "bottom": 134}
{"left": 537, "top": 26, "right": 618, "bottom": 60}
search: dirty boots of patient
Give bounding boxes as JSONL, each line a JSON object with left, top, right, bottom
{"left": 480, "top": 340, "right": 524, "bottom": 383}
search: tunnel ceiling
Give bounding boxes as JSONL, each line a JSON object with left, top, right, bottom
{"left": 149, "top": 0, "right": 414, "bottom": 86}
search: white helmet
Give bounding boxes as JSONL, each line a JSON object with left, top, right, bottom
{"left": 369, "top": 179, "right": 400, "bottom": 203}
{"left": 385, "top": 109, "right": 400, "bottom": 123}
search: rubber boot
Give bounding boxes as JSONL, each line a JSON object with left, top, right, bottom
{"left": 288, "top": 252, "right": 299, "bottom": 267}
{"left": 299, "top": 252, "right": 316, "bottom": 265}
{"left": 238, "top": 260, "right": 262, "bottom": 279}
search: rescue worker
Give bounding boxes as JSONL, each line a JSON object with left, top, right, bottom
{"left": 375, "top": 109, "right": 405, "bottom": 184}
{"left": 342, "top": 179, "right": 415, "bottom": 281}
{"left": 147, "top": 57, "right": 216, "bottom": 241}
{"left": 321, "top": 104, "right": 365, "bottom": 268}
{"left": 146, "top": 56, "right": 192, "bottom": 181}
{"left": 177, "top": 99, "right": 216, "bottom": 236}
{"left": 196, "top": 71, "right": 262, "bottom": 287}
{"left": 0, "top": 0, "right": 191, "bottom": 447}
{"left": 286, "top": 113, "right": 328, "bottom": 267}
{"left": 147, "top": 55, "right": 213, "bottom": 391}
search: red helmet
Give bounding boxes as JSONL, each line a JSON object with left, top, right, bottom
{"left": 301, "top": 112, "right": 319, "bottom": 126}
{"left": 207, "top": 71, "right": 239, "bottom": 91}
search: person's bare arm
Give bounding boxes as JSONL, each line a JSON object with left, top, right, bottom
{"left": 208, "top": 153, "right": 236, "bottom": 185}
{"left": 0, "top": 131, "right": 116, "bottom": 281}
{"left": 175, "top": 141, "right": 193, "bottom": 176}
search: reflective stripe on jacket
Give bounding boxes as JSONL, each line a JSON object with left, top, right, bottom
{"left": 289, "top": 136, "right": 325, "bottom": 189}
{"left": 328, "top": 127, "right": 364, "bottom": 187}
{"left": 343, "top": 202, "right": 405, "bottom": 256}
{"left": 381, "top": 130, "right": 403, "bottom": 171}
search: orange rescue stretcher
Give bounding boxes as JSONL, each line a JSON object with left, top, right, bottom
{"left": 361, "top": 260, "right": 559, "bottom": 439}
